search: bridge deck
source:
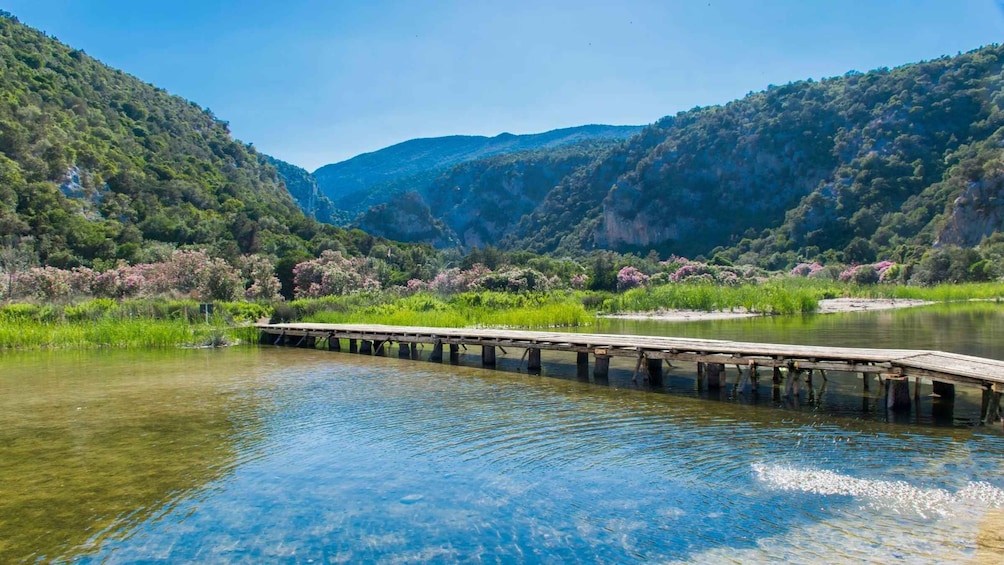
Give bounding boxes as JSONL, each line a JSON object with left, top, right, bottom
{"left": 256, "top": 323, "right": 1004, "bottom": 388}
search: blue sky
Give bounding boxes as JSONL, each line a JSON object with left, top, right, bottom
{"left": 3, "top": 1, "right": 1003, "bottom": 170}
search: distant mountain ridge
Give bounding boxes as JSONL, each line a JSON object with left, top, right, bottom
{"left": 311, "top": 124, "right": 644, "bottom": 218}
{"left": 346, "top": 44, "right": 1004, "bottom": 268}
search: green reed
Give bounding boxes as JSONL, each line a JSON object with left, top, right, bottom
{"left": 299, "top": 291, "right": 591, "bottom": 328}
{"left": 0, "top": 299, "right": 265, "bottom": 350}
{"left": 600, "top": 282, "right": 821, "bottom": 315}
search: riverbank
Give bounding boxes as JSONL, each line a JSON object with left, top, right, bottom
{"left": 603, "top": 297, "right": 935, "bottom": 321}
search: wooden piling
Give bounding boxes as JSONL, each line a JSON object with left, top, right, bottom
{"left": 374, "top": 340, "right": 386, "bottom": 356}
{"left": 706, "top": 363, "right": 725, "bottom": 390}
{"left": 528, "top": 348, "right": 541, "bottom": 372}
{"left": 430, "top": 341, "right": 443, "bottom": 362}
{"left": 398, "top": 342, "right": 411, "bottom": 359}
{"left": 328, "top": 333, "right": 340, "bottom": 352}
{"left": 647, "top": 358, "right": 663, "bottom": 387}
{"left": 982, "top": 384, "right": 1002, "bottom": 425}
{"left": 348, "top": 339, "right": 358, "bottom": 353}
{"left": 885, "top": 376, "right": 911, "bottom": 412}
{"left": 449, "top": 343, "right": 460, "bottom": 364}
{"left": 932, "top": 380, "right": 955, "bottom": 399}
{"left": 482, "top": 345, "right": 496, "bottom": 366}
{"left": 359, "top": 340, "right": 372, "bottom": 355}
{"left": 594, "top": 354, "right": 610, "bottom": 381}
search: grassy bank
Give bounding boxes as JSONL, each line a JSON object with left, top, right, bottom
{"left": 596, "top": 279, "right": 1004, "bottom": 315}
{"left": 288, "top": 291, "right": 591, "bottom": 328}
{"left": 0, "top": 299, "right": 265, "bottom": 350}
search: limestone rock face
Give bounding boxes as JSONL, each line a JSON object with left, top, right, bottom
{"left": 936, "top": 171, "right": 1004, "bottom": 247}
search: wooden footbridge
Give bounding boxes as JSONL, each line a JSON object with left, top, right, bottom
{"left": 256, "top": 323, "right": 1004, "bottom": 424}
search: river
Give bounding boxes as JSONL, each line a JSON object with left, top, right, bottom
{"left": 1, "top": 304, "right": 1003, "bottom": 562}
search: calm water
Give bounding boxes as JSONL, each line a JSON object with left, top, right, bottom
{"left": 2, "top": 304, "right": 1004, "bottom": 563}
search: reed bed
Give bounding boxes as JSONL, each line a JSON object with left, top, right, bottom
{"left": 0, "top": 299, "right": 265, "bottom": 350}
{"left": 601, "top": 282, "right": 821, "bottom": 315}
{"left": 298, "top": 291, "right": 591, "bottom": 328}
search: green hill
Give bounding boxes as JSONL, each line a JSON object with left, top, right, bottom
{"left": 0, "top": 11, "right": 339, "bottom": 268}
{"left": 505, "top": 45, "right": 1004, "bottom": 266}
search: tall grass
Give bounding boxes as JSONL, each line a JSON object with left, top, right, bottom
{"left": 598, "top": 279, "right": 1004, "bottom": 315}
{"left": 601, "top": 282, "right": 820, "bottom": 315}
{"left": 0, "top": 299, "right": 267, "bottom": 350}
{"left": 299, "top": 291, "right": 591, "bottom": 328}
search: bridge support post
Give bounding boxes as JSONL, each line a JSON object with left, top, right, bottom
{"left": 328, "top": 334, "right": 340, "bottom": 352}
{"left": 647, "top": 358, "right": 663, "bottom": 387}
{"left": 411, "top": 344, "right": 421, "bottom": 360}
{"left": 932, "top": 380, "right": 955, "bottom": 399}
{"left": 449, "top": 344, "right": 460, "bottom": 364}
{"left": 706, "top": 363, "right": 726, "bottom": 390}
{"left": 348, "top": 339, "right": 358, "bottom": 354}
{"left": 398, "top": 342, "right": 411, "bottom": 359}
{"left": 359, "top": 340, "right": 372, "bottom": 355}
{"left": 528, "top": 348, "right": 541, "bottom": 373}
{"left": 982, "top": 384, "right": 1002, "bottom": 425}
{"left": 576, "top": 352, "right": 590, "bottom": 380}
{"left": 885, "top": 376, "right": 911, "bottom": 412}
{"left": 482, "top": 345, "right": 496, "bottom": 367}
{"left": 430, "top": 341, "right": 443, "bottom": 362}
{"left": 374, "top": 341, "right": 386, "bottom": 356}
{"left": 593, "top": 355, "right": 610, "bottom": 381}
{"left": 862, "top": 372, "right": 870, "bottom": 392}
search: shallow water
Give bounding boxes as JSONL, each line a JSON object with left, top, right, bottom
{"left": 2, "top": 305, "right": 1003, "bottom": 563}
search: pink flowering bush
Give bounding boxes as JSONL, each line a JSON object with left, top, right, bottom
{"left": 569, "top": 274, "right": 589, "bottom": 290}
{"left": 669, "top": 263, "right": 715, "bottom": 283}
{"left": 839, "top": 264, "right": 880, "bottom": 285}
{"left": 790, "top": 262, "right": 825, "bottom": 277}
{"left": 406, "top": 278, "right": 428, "bottom": 294}
{"left": 428, "top": 265, "right": 492, "bottom": 294}
{"left": 873, "top": 261, "right": 900, "bottom": 283}
{"left": 240, "top": 255, "right": 282, "bottom": 301}
{"left": 23, "top": 266, "right": 73, "bottom": 301}
{"left": 617, "top": 266, "right": 650, "bottom": 291}
{"left": 0, "top": 249, "right": 280, "bottom": 302}
{"left": 199, "top": 257, "right": 243, "bottom": 301}
{"left": 475, "top": 268, "right": 552, "bottom": 293}
{"left": 292, "top": 250, "right": 380, "bottom": 298}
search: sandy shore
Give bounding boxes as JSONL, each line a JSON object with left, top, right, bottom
{"left": 601, "top": 297, "right": 934, "bottom": 322}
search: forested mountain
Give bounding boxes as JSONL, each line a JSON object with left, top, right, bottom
{"left": 0, "top": 11, "right": 362, "bottom": 270}
{"left": 350, "top": 45, "right": 1004, "bottom": 264}
{"left": 355, "top": 140, "right": 626, "bottom": 249}
{"left": 312, "top": 124, "right": 643, "bottom": 220}
{"left": 507, "top": 45, "right": 1004, "bottom": 267}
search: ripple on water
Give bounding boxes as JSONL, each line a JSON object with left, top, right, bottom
{"left": 56, "top": 351, "right": 1004, "bottom": 563}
